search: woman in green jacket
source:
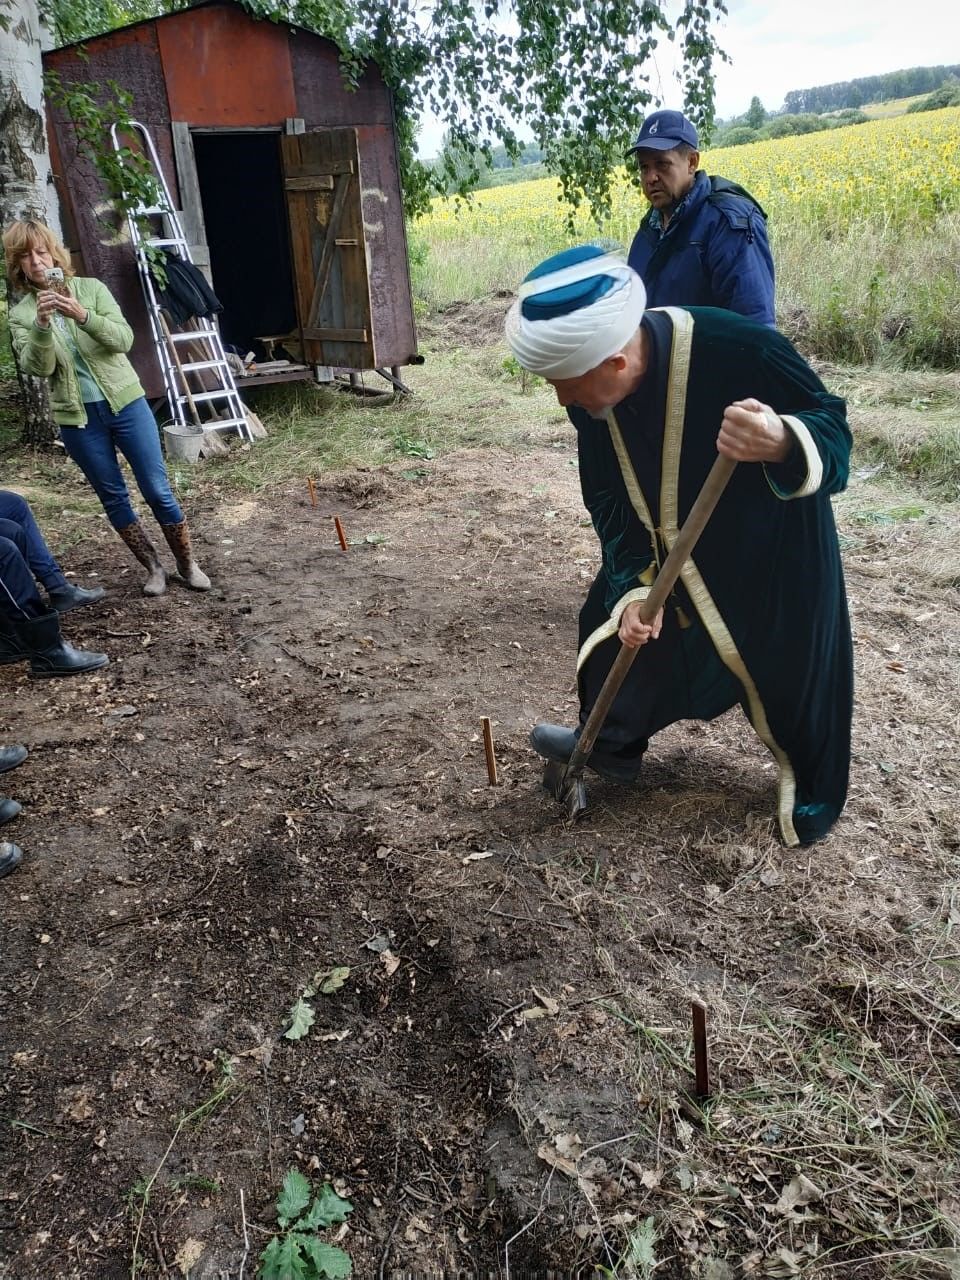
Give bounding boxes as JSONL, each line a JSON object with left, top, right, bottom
{"left": 3, "top": 219, "right": 210, "bottom": 597}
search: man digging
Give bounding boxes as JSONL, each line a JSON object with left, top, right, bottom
{"left": 506, "top": 246, "right": 853, "bottom": 847}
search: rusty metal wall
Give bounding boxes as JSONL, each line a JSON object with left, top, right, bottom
{"left": 42, "top": 1, "right": 417, "bottom": 401}
{"left": 157, "top": 5, "right": 297, "bottom": 126}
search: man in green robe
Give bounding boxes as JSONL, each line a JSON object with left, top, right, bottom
{"left": 505, "top": 245, "right": 853, "bottom": 847}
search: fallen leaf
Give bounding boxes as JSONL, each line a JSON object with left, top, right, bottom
{"left": 537, "top": 1140, "right": 578, "bottom": 1179}
{"left": 532, "top": 987, "right": 560, "bottom": 1015}
{"left": 237, "top": 1040, "right": 273, "bottom": 1068}
{"left": 775, "top": 1173, "right": 823, "bottom": 1216}
{"left": 379, "top": 949, "right": 401, "bottom": 977}
{"left": 66, "top": 1092, "right": 94, "bottom": 1123}
{"left": 461, "top": 850, "right": 494, "bottom": 864}
{"left": 174, "top": 1237, "right": 205, "bottom": 1276}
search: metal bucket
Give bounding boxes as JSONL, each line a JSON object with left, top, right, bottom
{"left": 162, "top": 423, "right": 204, "bottom": 463}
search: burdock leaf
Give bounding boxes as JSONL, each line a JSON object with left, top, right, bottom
{"left": 276, "top": 1168, "right": 312, "bottom": 1227}
{"left": 313, "top": 1183, "right": 354, "bottom": 1227}
{"left": 300, "top": 1237, "right": 353, "bottom": 1278}
{"left": 283, "top": 998, "right": 316, "bottom": 1041}
{"left": 320, "top": 967, "right": 350, "bottom": 995}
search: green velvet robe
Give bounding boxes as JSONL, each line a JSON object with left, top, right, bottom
{"left": 571, "top": 306, "right": 853, "bottom": 846}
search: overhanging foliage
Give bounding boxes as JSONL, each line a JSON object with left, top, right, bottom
{"left": 44, "top": 0, "right": 726, "bottom": 220}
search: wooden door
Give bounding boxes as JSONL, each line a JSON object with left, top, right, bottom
{"left": 281, "top": 128, "right": 375, "bottom": 370}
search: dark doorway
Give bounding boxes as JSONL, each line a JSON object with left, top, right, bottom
{"left": 191, "top": 131, "right": 297, "bottom": 358}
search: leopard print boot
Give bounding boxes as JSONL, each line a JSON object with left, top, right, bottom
{"left": 160, "top": 520, "right": 211, "bottom": 591}
{"left": 117, "top": 520, "right": 167, "bottom": 596}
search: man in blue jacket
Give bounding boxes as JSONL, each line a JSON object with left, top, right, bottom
{"left": 627, "top": 110, "right": 776, "bottom": 326}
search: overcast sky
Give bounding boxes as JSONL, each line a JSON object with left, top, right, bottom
{"left": 415, "top": 0, "right": 958, "bottom": 156}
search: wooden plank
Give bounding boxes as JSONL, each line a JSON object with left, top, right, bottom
{"left": 170, "top": 123, "right": 213, "bottom": 284}
{"left": 302, "top": 327, "right": 369, "bottom": 342}
{"left": 283, "top": 158, "right": 354, "bottom": 179}
{"left": 306, "top": 173, "right": 351, "bottom": 329}
{"left": 284, "top": 175, "right": 335, "bottom": 191}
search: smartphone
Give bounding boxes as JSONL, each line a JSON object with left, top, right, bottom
{"left": 44, "top": 267, "right": 65, "bottom": 285}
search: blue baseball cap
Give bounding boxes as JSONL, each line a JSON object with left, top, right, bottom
{"left": 627, "top": 109, "right": 699, "bottom": 154}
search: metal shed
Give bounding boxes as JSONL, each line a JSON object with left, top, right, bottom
{"left": 43, "top": 0, "right": 419, "bottom": 398}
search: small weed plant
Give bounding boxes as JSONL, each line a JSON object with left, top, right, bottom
{"left": 259, "top": 1168, "right": 353, "bottom": 1279}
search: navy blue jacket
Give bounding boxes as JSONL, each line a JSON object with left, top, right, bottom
{"left": 627, "top": 171, "right": 776, "bottom": 325}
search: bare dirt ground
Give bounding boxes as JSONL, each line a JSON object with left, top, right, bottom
{"left": 1, "top": 318, "right": 959, "bottom": 1279}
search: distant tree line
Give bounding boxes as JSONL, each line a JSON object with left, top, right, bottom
{"left": 783, "top": 65, "right": 960, "bottom": 114}
{"left": 709, "top": 67, "right": 960, "bottom": 150}
{"left": 905, "top": 79, "right": 960, "bottom": 113}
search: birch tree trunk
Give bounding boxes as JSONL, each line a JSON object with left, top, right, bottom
{"left": 0, "top": 0, "right": 61, "bottom": 444}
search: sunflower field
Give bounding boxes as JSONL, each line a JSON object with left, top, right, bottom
{"left": 410, "top": 106, "right": 960, "bottom": 366}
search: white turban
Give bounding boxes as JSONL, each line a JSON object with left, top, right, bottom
{"left": 504, "top": 247, "right": 646, "bottom": 380}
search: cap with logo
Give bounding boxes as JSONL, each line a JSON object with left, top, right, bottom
{"left": 627, "top": 109, "right": 699, "bottom": 155}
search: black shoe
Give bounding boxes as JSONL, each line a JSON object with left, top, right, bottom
{"left": 12, "top": 611, "right": 109, "bottom": 679}
{"left": 0, "top": 840, "right": 23, "bottom": 879}
{"left": 0, "top": 626, "right": 25, "bottom": 666}
{"left": 0, "top": 796, "right": 21, "bottom": 825}
{"left": 47, "top": 583, "right": 106, "bottom": 614}
{"left": 529, "top": 723, "right": 643, "bottom": 785}
{"left": 0, "top": 745, "right": 28, "bottom": 773}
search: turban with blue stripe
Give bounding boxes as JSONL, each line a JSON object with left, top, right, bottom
{"left": 504, "top": 245, "right": 646, "bottom": 379}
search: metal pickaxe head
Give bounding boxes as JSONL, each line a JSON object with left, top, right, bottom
{"left": 542, "top": 760, "right": 589, "bottom": 821}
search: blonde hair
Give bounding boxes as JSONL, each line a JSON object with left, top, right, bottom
{"left": 2, "top": 219, "right": 74, "bottom": 293}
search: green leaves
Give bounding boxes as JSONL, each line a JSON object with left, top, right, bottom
{"left": 283, "top": 966, "right": 351, "bottom": 1039}
{"left": 283, "top": 997, "right": 317, "bottom": 1042}
{"left": 260, "top": 1169, "right": 354, "bottom": 1279}
{"left": 45, "top": 0, "right": 726, "bottom": 226}
{"left": 300, "top": 1240, "right": 352, "bottom": 1279}
{"left": 276, "top": 1169, "right": 312, "bottom": 1227}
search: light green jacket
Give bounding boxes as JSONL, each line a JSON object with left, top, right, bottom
{"left": 9, "top": 276, "right": 145, "bottom": 425}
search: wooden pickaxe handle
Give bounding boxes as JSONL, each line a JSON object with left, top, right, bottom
{"left": 565, "top": 453, "right": 737, "bottom": 777}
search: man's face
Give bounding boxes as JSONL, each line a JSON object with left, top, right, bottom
{"left": 547, "top": 356, "right": 629, "bottom": 419}
{"left": 635, "top": 147, "right": 699, "bottom": 215}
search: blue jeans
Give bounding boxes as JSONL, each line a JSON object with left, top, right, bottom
{"left": 0, "top": 490, "right": 66, "bottom": 591}
{"left": 0, "top": 523, "right": 45, "bottom": 619}
{"left": 60, "top": 398, "right": 183, "bottom": 531}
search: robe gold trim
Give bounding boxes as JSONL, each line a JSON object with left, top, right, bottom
{"left": 577, "top": 307, "right": 800, "bottom": 847}
{"left": 765, "top": 414, "right": 824, "bottom": 499}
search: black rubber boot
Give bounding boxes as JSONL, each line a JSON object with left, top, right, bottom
{"left": 0, "top": 840, "right": 23, "bottom": 879}
{"left": 0, "top": 744, "right": 28, "bottom": 773}
{"left": 47, "top": 582, "right": 106, "bottom": 613}
{"left": 0, "top": 617, "right": 25, "bottom": 666}
{"left": 529, "top": 723, "right": 644, "bottom": 784}
{"left": 0, "top": 796, "right": 22, "bottom": 825}
{"left": 13, "top": 611, "right": 109, "bottom": 679}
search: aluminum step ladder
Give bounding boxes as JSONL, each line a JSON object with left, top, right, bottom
{"left": 108, "top": 120, "right": 253, "bottom": 442}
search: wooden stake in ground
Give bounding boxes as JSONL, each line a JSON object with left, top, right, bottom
{"left": 334, "top": 516, "right": 348, "bottom": 550}
{"left": 481, "top": 717, "right": 499, "bottom": 785}
{"left": 692, "top": 1001, "right": 710, "bottom": 1097}
{"left": 307, "top": 477, "right": 317, "bottom": 507}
